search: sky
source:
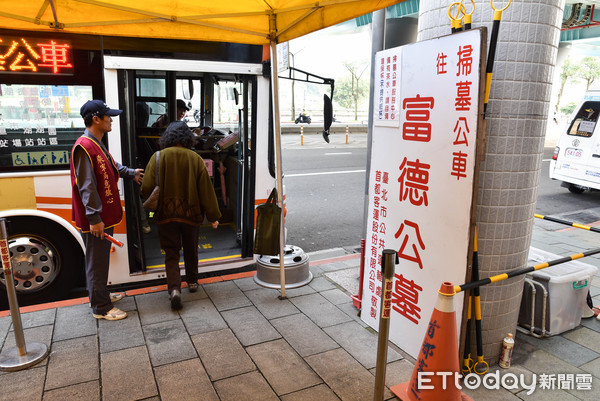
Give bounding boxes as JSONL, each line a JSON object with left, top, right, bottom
{"left": 277, "top": 22, "right": 373, "bottom": 120}
{"left": 286, "top": 22, "right": 373, "bottom": 79}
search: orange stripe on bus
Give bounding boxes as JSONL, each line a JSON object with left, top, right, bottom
{"left": 38, "top": 208, "right": 127, "bottom": 234}
{"left": 254, "top": 194, "right": 286, "bottom": 205}
{"left": 36, "top": 196, "right": 72, "bottom": 204}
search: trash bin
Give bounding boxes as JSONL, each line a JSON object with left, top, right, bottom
{"left": 518, "top": 247, "right": 598, "bottom": 336}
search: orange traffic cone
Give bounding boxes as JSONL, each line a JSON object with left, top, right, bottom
{"left": 390, "top": 282, "right": 473, "bottom": 401}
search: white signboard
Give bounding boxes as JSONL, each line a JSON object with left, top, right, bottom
{"left": 361, "top": 29, "right": 484, "bottom": 359}
{"left": 277, "top": 42, "right": 289, "bottom": 73}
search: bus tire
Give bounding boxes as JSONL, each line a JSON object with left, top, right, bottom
{"left": 567, "top": 184, "right": 586, "bottom": 194}
{"left": 0, "top": 216, "right": 84, "bottom": 309}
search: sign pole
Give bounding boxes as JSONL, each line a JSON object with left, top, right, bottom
{"left": 373, "top": 249, "right": 396, "bottom": 400}
{"left": 0, "top": 218, "right": 49, "bottom": 371}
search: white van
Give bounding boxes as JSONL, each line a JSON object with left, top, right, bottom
{"left": 549, "top": 89, "right": 600, "bottom": 193}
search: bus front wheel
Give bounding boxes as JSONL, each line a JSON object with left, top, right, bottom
{"left": 0, "top": 216, "right": 84, "bottom": 309}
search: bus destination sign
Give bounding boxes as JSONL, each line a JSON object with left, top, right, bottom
{"left": 0, "top": 35, "right": 74, "bottom": 75}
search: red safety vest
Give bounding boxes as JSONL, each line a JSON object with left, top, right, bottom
{"left": 70, "top": 136, "right": 123, "bottom": 232}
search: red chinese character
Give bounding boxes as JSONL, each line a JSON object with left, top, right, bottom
{"left": 375, "top": 286, "right": 382, "bottom": 297}
{"left": 374, "top": 196, "right": 380, "bottom": 209}
{"left": 382, "top": 172, "right": 389, "bottom": 184}
{"left": 379, "top": 222, "right": 387, "bottom": 234}
{"left": 382, "top": 302, "right": 391, "bottom": 318}
{"left": 395, "top": 220, "right": 425, "bottom": 269}
{"left": 456, "top": 44, "right": 473, "bottom": 76}
{"left": 370, "top": 307, "right": 377, "bottom": 319}
{"left": 375, "top": 170, "right": 382, "bottom": 182}
{"left": 373, "top": 208, "right": 380, "bottom": 221}
{"left": 371, "top": 295, "right": 378, "bottom": 307}
{"left": 374, "top": 183, "right": 381, "bottom": 194}
{"left": 436, "top": 52, "right": 447, "bottom": 74}
{"left": 372, "top": 221, "right": 379, "bottom": 233}
{"left": 381, "top": 206, "right": 387, "bottom": 218}
{"left": 369, "top": 280, "right": 375, "bottom": 292}
{"left": 381, "top": 189, "right": 388, "bottom": 202}
{"left": 451, "top": 151, "right": 468, "bottom": 180}
{"left": 398, "top": 158, "right": 430, "bottom": 206}
{"left": 37, "top": 40, "right": 73, "bottom": 74}
{"left": 455, "top": 81, "right": 472, "bottom": 111}
{"left": 453, "top": 117, "right": 470, "bottom": 146}
{"left": 402, "top": 95, "right": 434, "bottom": 142}
{"left": 392, "top": 273, "right": 423, "bottom": 324}
{"left": 378, "top": 238, "right": 385, "bottom": 249}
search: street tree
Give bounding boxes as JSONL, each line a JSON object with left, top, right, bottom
{"left": 576, "top": 56, "right": 600, "bottom": 91}
{"left": 556, "top": 56, "right": 579, "bottom": 113}
{"left": 336, "top": 62, "right": 369, "bottom": 120}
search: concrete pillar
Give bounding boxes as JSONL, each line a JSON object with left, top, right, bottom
{"left": 417, "top": 0, "right": 565, "bottom": 363}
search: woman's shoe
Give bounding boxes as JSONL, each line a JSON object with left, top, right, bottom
{"left": 170, "top": 289, "right": 182, "bottom": 310}
{"left": 188, "top": 283, "right": 198, "bottom": 293}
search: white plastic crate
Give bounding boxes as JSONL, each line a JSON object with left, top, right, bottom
{"left": 518, "top": 247, "right": 598, "bottom": 336}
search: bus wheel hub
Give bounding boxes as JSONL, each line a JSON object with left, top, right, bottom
{"left": 1, "top": 236, "right": 58, "bottom": 293}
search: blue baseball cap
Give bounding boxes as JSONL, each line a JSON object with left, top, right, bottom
{"left": 80, "top": 100, "right": 123, "bottom": 118}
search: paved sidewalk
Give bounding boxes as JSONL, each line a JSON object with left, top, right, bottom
{"left": 0, "top": 225, "right": 599, "bottom": 400}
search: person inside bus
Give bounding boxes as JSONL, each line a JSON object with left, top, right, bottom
{"left": 71, "top": 100, "right": 144, "bottom": 321}
{"left": 151, "top": 99, "right": 190, "bottom": 128}
{"left": 141, "top": 121, "right": 220, "bottom": 310}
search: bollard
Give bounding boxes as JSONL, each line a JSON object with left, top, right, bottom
{"left": 300, "top": 124, "right": 304, "bottom": 145}
{"left": 0, "top": 218, "right": 49, "bottom": 371}
{"left": 373, "top": 249, "right": 397, "bottom": 401}
{"left": 346, "top": 124, "right": 349, "bottom": 144}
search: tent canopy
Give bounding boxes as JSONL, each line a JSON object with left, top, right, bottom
{"left": 0, "top": 0, "right": 402, "bottom": 45}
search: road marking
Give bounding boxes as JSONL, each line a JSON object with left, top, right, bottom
{"left": 542, "top": 159, "right": 552, "bottom": 162}
{"left": 287, "top": 169, "right": 365, "bottom": 177}
{"left": 325, "top": 152, "right": 352, "bottom": 155}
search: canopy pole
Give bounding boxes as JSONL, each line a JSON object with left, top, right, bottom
{"left": 270, "top": 39, "right": 287, "bottom": 299}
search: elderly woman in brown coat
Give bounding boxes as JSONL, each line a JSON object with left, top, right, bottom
{"left": 142, "top": 121, "right": 220, "bottom": 310}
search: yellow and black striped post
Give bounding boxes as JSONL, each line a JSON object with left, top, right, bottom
{"left": 534, "top": 213, "right": 600, "bottom": 234}
{"left": 454, "top": 247, "right": 600, "bottom": 294}
{"left": 471, "top": 229, "right": 488, "bottom": 374}
{"left": 484, "top": 0, "right": 512, "bottom": 116}
{"left": 463, "top": 0, "right": 475, "bottom": 31}
{"left": 461, "top": 295, "right": 474, "bottom": 374}
{"left": 448, "top": 1, "right": 465, "bottom": 33}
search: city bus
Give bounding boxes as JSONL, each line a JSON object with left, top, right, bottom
{"left": 0, "top": 28, "right": 278, "bottom": 308}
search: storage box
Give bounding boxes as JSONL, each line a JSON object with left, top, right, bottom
{"left": 518, "top": 247, "right": 598, "bottom": 336}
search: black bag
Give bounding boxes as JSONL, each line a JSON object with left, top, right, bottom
{"left": 254, "top": 188, "right": 281, "bottom": 255}
{"left": 143, "top": 151, "right": 160, "bottom": 211}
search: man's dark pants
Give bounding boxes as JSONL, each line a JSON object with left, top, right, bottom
{"left": 82, "top": 227, "right": 113, "bottom": 315}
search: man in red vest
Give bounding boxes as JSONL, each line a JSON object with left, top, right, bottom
{"left": 71, "top": 100, "right": 143, "bottom": 321}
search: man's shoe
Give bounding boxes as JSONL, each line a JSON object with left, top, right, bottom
{"left": 110, "top": 292, "right": 124, "bottom": 302}
{"left": 188, "top": 283, "right": 198, "bottom": 293}
{"left": 93, "top": 307, "right": 127, "bottom": 321}
{"left": 170, "top": 289, "right": 182, "bottom": 310}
